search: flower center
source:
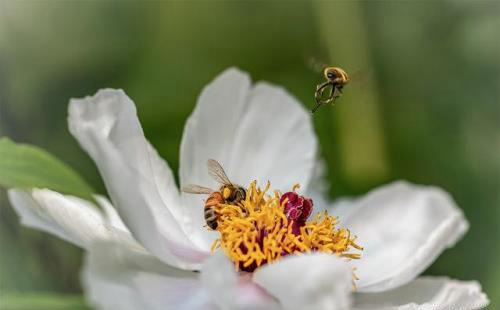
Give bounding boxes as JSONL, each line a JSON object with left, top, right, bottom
{"left": 210, "top": 181, "right": 363, "bottom": 273}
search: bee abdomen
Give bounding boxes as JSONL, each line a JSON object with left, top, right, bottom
{"left": 204, "top": 192, "right": 224, "bottom": 230}
{"left": 204, "top": 208, "right": 218, "bottom": 230}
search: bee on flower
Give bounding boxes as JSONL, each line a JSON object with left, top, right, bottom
{"left": 184, "top": 161, "right": 363, "bottom": 273}
{"left": 182, "top": 159, "right": 247, "bottom": 230}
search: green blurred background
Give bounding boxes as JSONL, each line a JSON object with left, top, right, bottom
{"left": 0, "top": 1, "right": 499, "bottom": 309}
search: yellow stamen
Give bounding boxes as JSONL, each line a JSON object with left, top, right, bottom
{"left": 211, "top": 181, "right": 363, "bottom": 273}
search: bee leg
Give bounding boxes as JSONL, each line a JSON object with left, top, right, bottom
{"left": 316, "top": 81, "right": 330, "bottom": 91}
{"left": 329, "top": 85, "right": 336, "bottom": 98}
{"left": 312, "top": 82, "right": 333, "bottom": 113}
{"left": 321, "top": 86, "right": 334, "bottom": 107}
{"left": 311, "top": 100, "right": 323, "bottom": 114}
{"left": 238, "top": 204, "right": 249, "bottom": 216}
{"left": 332, "top": 86, "right": 342, "bottom": 99}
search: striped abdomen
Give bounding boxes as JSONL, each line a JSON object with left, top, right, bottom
{"left": 204, "top": 191, "right": 224, "bottom": 230}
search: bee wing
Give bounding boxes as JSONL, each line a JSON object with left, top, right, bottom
{"left": 306, "top": 56, "right": 328, "bottom": 74}
{"left": 207, "top": 159, "right": 232, "bottom": 185}
{"left": 182, "top": 184, "right": 214, "bottom": 194}
{"left": 347, "top": 68, "right": 373, "bottom": 85}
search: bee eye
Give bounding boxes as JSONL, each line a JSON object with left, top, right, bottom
{"left": 327, "top": 72, "right": 335, "bottom": 79}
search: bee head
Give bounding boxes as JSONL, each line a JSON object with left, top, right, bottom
{"left": 324, "top": 67, "right": 349, "bottom": 83}
{"left": 324, "top": 67, "right": 338, "bottom": 81}
{"left": 233, "top": 187, "right": 246, "bottom": 202}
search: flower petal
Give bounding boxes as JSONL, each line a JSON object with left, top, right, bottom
{"left": 333, "top": 181, "right": 469, "bottom": 292}
{"left": 8, "top": 188, "right": 109, "bottom": 249}
{"left": 68, "top": 89, "right": 208, "bottom": 269}
{"left": 83, "top": 240, "right": 218, "bottom": 310}
{"left": 95, "top": 194, "right": 128, "bottom": 232}
{"left": 253, "top": 253, "right": 353, "bottom": 310}
{"left": 352, "top": 277, "right": 489, "bottom": 310}
{"left": 180, "top": 68, "right": 318, "bottom": 248}
{"left": 201, "top": 252, "right": 281, "bottom": 310}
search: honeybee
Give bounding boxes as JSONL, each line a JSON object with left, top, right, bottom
{"left": 182, "top": 159, "right": 246, "bottom": 230}
{"left": 312, "top": 66, "right": 351, "bottom": 114}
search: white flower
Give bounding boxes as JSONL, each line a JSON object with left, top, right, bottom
{"left": 8, "top": 68, "right": 489, "bottom": 310}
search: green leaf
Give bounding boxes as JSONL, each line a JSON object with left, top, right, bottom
{"left": 0, "top": 292, "right": 90, "bottom": 310}
{"left": 0, "top": 137, "right": 95, "bottom": 200}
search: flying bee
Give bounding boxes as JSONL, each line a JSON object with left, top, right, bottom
{"left": 312, "top": 66, "right": 351, "bottom": 114}
{"left": 182, "top": 159, "right": 246, "bottom": 230}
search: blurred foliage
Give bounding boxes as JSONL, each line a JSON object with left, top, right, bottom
{"left": 0, "top": 0, "right": 498, "bottom": 309}
{"left": 0, "top": 138, "right": 94, "bottom": 200}
{"left": 0, "top": 293, "right": 88, "bottom": 310}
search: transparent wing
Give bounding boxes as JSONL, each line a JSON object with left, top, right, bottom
{"left": 181, "top": 184, "right": 214, "bottom": 194}
{"left": 346, "top": 68, "right": 373, "bottom": 86}
{"left": 303, "top": 46, "right": 332, "bottom": 74}
{"left": 306, "top": 56, "right": 328, "bottom": 74}
{"left": 207, "top": 159, "right": 232, "bottom": 185}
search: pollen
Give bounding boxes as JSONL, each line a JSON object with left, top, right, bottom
{"left": 211, "top": 181, "right": 363, "bottom": 273}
